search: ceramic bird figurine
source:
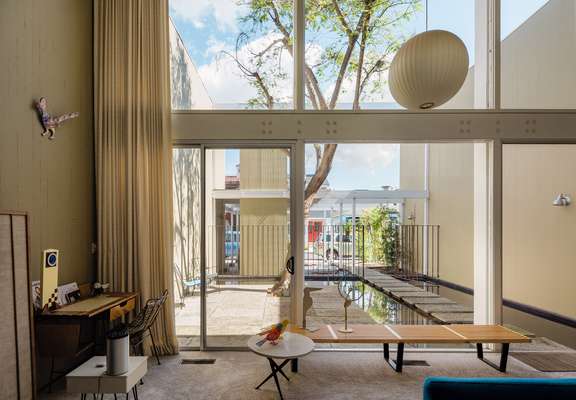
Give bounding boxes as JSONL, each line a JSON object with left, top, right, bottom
{"left": 256, "top": 319, "right": 289, "bottom": 346}
{"left": 35, "top": 97, "right": 79, "bottom": 140}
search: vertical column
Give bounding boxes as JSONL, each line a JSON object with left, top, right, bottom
{"left": 292, "top": 140, "right": 305, "bottom": 326}
{"left": 423, "top": 143, "right": 430, "bottom": 276}
{"left": 475, "top": 0, "right": 501, "bottom": 109}
{"left": 474, "top": 0, "right": 502, "bottom": 326}
{"left": 200, "top": 145, "right": 207, "bottom": 350}
{"left": 352, "top": 196, "right": 356, "bottom": 273}
{"left": 473, "top": 141, "right": 502, "bottom": 325}
{"left": 293, "top": 0, "right": 305, "bottom": 111}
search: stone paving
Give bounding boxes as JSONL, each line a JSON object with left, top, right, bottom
{"left": 175, "top": 281, "right": 375, "bottom": 347}
{"left": 174, "top": 277, "right": 564, "bottom": 352}
{"left": 359, "top": 267, "right": 474, "bottom": 324}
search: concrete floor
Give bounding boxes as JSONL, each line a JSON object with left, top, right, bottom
{"left": 175, "top": 283, "right": 569, "bottom": 351}
{"left": 176, "top": 282, "right": 291, "bottom": 347}
{"left": 175, "top": 282, "right": 379, "bottom": 348}
{"left": 42, "top": 350, "right": 576, "bottom": 400}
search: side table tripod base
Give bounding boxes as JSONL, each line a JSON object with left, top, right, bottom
{"left": 255, "top": 358, "right": 292, "bottom": 400}
{"left": 248, "top": 332, "right": 314, "bottom": 400}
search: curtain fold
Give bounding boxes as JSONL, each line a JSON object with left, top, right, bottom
{"left": 95, "top": 0, "right": 177, "bottom": 355}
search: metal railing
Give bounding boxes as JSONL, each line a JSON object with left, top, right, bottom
{"left": 205, "top": 224, "right": 290, "bottom": 278}
{"left": 305, "top": 224, "right": 365, "bottom": 280}
{"left": 174, "top": 222, "right": 440, "bottom": 289}
{"left": 393, "top": 224, "right": 440, "bottom": 281}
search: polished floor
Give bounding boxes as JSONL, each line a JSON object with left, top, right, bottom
{"left": 42, "top": 350, "right": 576, "bottom": 400}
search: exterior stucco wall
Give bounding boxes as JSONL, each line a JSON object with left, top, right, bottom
{"left": 398, "top": 0, "right": 576, "bottom": 319}
{"left": 503, "top": 145, "right": 576, "bottom": 319}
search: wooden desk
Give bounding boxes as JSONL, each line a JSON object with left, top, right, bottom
{"left": 43, "top": 292, "right": 138, "bottom": 320}
{"left": 36, "top": 292, "right": 138, "bottom": 390}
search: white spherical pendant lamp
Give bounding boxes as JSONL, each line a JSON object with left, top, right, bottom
{"left": 389, "top": 30, "right": 469, "bottom": 110}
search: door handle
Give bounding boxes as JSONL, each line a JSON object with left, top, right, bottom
{"left": 286, "top": 256, "right": 295, "bottom": 275}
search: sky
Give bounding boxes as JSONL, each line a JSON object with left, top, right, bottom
{"left": 223, "top": 144, "right": 399, "bottom": 191}
{"left": 170, "top": 0, "right": 549, "bottom": 108}
{"left": 173, "top": 0, "right": 549, "bottom": 191}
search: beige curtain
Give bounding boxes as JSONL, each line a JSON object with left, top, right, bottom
{"left": 94, "top": 0, "right": 177, "bottom": 355}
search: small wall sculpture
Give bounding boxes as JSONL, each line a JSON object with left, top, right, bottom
{"left": 35, "top": 97, "right": 79, "bottom": 140}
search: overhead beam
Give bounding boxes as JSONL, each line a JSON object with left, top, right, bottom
{"left": 211, "top": 189, "right": 289, "bottom": 199}
{"left": 172, "top": 111, "right": 576, "bottom": 142}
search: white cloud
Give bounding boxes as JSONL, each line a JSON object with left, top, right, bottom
{"left": 333, "top": 144, "right": 398, "bottom": 175}
{"left": 204, "top": 37, "right": 229, "bottom": 57}
{"left": 170, "top": 0, "right": 244, "bottom": 32}
{"left": 197, "top": 32, "right": 293, "bottom": 106}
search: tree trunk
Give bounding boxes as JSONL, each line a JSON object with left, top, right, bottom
{"left": 304, "top": 143, "right": 338, "bottom": 214}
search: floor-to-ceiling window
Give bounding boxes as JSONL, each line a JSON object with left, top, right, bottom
{"left": 168, "top": 0, "right": 576, "bottom": 353}
{"left": 173, "top": 147, "right": 202, "bottom": 347}
{"left": 174, "top": 145, "right": 294, "bottom": 349}
{"left": 302, "top": 142, "right": 480, "bottom": 349}
{"left": 204, "top": 147, "right": 293, "bottom": 348}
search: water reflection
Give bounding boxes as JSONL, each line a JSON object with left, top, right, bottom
{"left": 340, "top": 281, "right": 434, "bottom": 325}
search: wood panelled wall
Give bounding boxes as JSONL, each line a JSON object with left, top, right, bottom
{"left": 0, "top": 213, "right": 35, "bottom": 399}
{"left": 0, "top": 0, "right": 95, "bottom": 284}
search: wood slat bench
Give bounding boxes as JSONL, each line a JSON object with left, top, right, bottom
{"left": 291, "top": 324, "right": 530, "bottom": 373}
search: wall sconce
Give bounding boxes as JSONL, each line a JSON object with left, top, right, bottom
{"left": 553, "top": 193, "right": 571, "bottom": 207}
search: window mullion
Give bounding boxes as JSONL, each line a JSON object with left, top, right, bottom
{"left": 293, "top": 0, "right": 305, "bottom": 111}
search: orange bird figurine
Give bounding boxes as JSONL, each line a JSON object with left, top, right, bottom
{"left": 256, "top": 320, "right": 289, "bottom": 346}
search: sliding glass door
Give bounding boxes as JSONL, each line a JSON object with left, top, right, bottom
{"left": 173, "top": 144, "right": 295, "bottom": 349}
{"left": 203, "top": 146, "right": 293, "bottom": 348}
{"left": 173, "top": 146, "right": 202, "bottom": 348}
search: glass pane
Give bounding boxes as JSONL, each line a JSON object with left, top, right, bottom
{"left": 169, "top": 0, "right": 294, "bottom": 110}
{"left": 501, "top": 1, "right": 576, "bottom": 108}
{"left": 503, "top": 145, "right": 576, "bottom": 350}
{"left": 304, "top": 143, "right": 479, "bottom": 349}
{"left": 304, "top": 0, "right": 475, "bottom": 110}
{"left": 205, "top": 148, "right": 291, "bottom": 347}
{"left": 173, "top": 148, "right": 202, "bottom": 348}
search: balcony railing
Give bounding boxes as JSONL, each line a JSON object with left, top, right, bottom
{"left": 392, "top": 224, "right": 440, "bottom": 280}
{"left": 174, "top": 223, "right": 440, "bottom": 290}
{"left": 305, "top": 224, "right": 365, "bottom": 280}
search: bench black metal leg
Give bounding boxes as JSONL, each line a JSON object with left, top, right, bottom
{"left": 500, "top": 343, "right": 510, "bottom": 372}
{"left": 476, "top": 343, "right": 483, "bottom": 359}
{"left": 477, "top": 343, "right": 510, "bottom": 372}
{"left": 383, "top": 343, "right": 404, "bottom": 373}
{"left": 291, "top": 358, "right": 298, "bottom": 373}
{"left": 383, "top": 343, "right": 390, "bottom": 360}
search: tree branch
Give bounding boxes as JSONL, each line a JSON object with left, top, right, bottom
{"left": 266, "top": 0, "right": 328, "bottom": 109}
{"left": 328, "top": 5, "right": 368, "bottom": 109}
{"left": 353, "top": 1, "right": 373, "bottom": 109}
{"left": 304, "top": 144, "right": 338, "bottom": 213}
{"left": 313, "top": 143, "right": 322, "bottom": 170}
{"left": 331, "top": 0, "right": 352, "bottom": 37}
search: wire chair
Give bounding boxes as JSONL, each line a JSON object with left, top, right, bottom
{"left": 128, "top": 289, "right": 168, "bottom": 365}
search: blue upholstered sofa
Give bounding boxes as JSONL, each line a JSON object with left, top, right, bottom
{"left": 423, "top": 377, "right": 576, "bottom": 400}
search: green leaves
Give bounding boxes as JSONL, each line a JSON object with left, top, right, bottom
{"left": 229, "top": 0, "right": 420, "bottom": 110}
{"left": 361, "top": 206, "right": 398, "bottom": 266}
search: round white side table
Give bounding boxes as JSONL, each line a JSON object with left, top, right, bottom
{"left": 247, "top": 332, "right": 314, "bottom": 400}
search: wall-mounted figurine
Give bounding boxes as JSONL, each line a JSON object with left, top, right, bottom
{"left": 35, "top": 97, "right": 79, "bottom": 140}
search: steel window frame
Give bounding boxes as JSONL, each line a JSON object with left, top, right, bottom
{"left": 171, "top": 0, "right": 576, "bottom": 350}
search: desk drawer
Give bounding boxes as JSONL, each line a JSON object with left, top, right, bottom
{"left": 109, "top": 298, "right": 135, "bottom": 321}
